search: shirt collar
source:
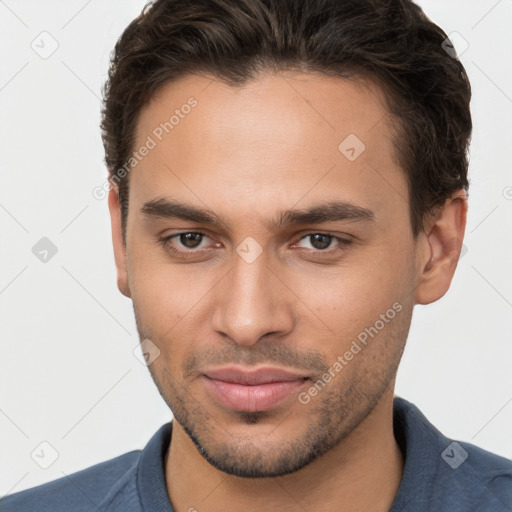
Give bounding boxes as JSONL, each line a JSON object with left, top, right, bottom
{"left": 135, "top": 396, "right": 508, "bottom": 512}
{"left": 137, "top": 421, "right": 174, "bottom": 512}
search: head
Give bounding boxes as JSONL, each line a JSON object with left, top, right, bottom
{"left": 101, "top": 0, "right": 471, "bottom": 477}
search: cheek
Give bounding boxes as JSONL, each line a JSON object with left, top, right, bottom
{"left": 127, "top": 245, "right": 221, "bottom": 348}
{"left": 290, "top": 251, "right": 410, "bottom": 337}
{"left": 127, "top": 249, "right": 186, "bottom": 335}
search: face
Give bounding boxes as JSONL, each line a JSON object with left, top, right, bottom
{"left": 110, "top": 71, "right": 436, "bottom": 477}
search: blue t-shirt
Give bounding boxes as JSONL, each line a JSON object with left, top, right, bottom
{"left": 1, "top": 396, "right": 511, "bottom": 511}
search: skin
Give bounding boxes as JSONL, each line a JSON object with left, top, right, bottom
{"left": 108, "top": 71, "right": 467, "bottom": 512}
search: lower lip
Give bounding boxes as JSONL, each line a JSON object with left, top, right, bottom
{"left": 202, "top": 376, "right": 308, "bottom": 412}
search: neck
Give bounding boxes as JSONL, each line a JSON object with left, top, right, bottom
{"left": 165, "top": 386, "right": 403, "bottom": 512}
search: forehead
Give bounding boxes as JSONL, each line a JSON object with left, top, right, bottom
{"left": 136, "top": 70, "right": 394, "bottom": 155}
{"left": 129, "top": 71, "right": 408, "bottom": 229}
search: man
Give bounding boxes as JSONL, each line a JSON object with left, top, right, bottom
{"left": 2, "top": 0, "right": 511, "bottom": 511}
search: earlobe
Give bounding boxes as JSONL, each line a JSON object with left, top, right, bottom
{"left": 414, "top": 192, "right": 468, "bottom": 305}
{"left": 108, "top": 187, "right": 132, "bottom": 298}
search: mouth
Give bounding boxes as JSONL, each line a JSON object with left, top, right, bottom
{"left": 201, "top": 366, "right": 310, "bottom": 412}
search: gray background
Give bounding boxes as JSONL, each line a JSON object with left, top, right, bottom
{"left": 1, "top": 0, "right": 511, "bottom": 496}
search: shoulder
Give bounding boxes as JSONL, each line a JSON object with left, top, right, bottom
{"left": 456, "top": 439, "right": 512, "bottom": 500}
{"left": 0, "top": 450, "right": 141, "bottom": 512}
{"left": 430, "top": 440, "right": 512, "bottom": 511}
{"left": 393, "top": 396, "right": 512, "bottom": 511}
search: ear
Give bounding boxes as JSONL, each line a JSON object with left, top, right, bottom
{"left": 108, "top": 187, "right": 131, "bottom": 298}
{"left": 414, "top": 190, "right": 468, "bottom": 305}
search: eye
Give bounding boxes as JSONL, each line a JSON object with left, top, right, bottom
{"left": 175, "top": 232, "right": 207, "bottom": 249}
{"left": 293, "top": 233, "right": 352, "bottom": 252}
{"left": 160, "top": 232, "right": 215, "bottom": 254}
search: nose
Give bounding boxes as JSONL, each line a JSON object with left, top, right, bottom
{"left": 211, "top": 250, "right": 295, "bottom": 346}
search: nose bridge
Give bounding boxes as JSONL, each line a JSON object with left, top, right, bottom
{"left": 211, "top": 250, "right": 293, "bottom": 345}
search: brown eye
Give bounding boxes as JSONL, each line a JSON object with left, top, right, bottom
{"left": 308, "top": 234, "right": 332, "bottom": 250}
{"left": 297, "top": 233, "right": 337, "bottom": 250}
{"left": 179, "top": 232, "right": 203, "bottom": 248}
{"left": 292, "top": 233, "right": 353, "bottom": 256}
{"left": 160, "top": 231, "right": 213, "bottom": 255}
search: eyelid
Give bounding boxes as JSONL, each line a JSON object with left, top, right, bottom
{"left": 291, "top": 233, "right": 353, "bottom": 251}
{"left": 160, "top": 231, "right": 215, "bottom": 251}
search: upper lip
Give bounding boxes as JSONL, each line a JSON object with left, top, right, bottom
{"left": 203, "top": 366, "right": 309, "bottom": 385}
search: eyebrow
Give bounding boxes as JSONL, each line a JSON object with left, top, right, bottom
{"left": 141, "top": 197, "right": 375, "bottom": 231}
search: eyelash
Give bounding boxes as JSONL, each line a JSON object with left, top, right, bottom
{"left": 158, "top": 231, "right": 353, "bottom": 258}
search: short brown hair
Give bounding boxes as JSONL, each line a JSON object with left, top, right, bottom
{"left": 100, "top": 0, "right": 472, "bottom": 242}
